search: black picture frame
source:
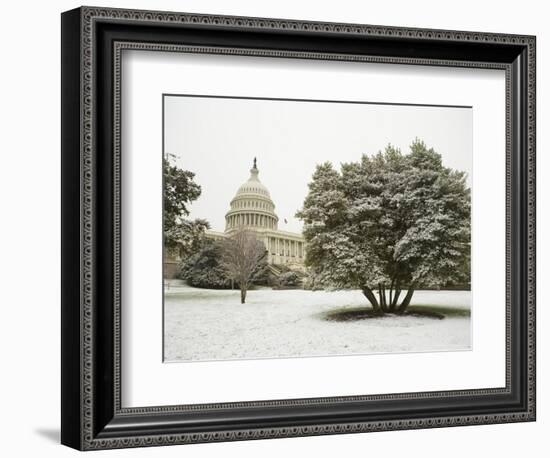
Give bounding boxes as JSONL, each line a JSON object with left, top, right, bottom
{"left": 61, "top": 6, "right": 536, "bottom": 450}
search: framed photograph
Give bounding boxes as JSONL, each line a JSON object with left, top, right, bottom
{"left": 61, "top": 6, "right": 536, "bottom": 450}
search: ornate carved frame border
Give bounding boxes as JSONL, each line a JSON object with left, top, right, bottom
{"left": 61, "top": 6, "right": 536, "bottom": 451}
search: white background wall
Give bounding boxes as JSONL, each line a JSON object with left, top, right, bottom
{"left": 0, "top": 0, "right": 545, "bottom": 456}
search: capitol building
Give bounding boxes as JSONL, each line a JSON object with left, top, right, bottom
{"left": 205, "top": 159, "right": 306, "bottom": 269}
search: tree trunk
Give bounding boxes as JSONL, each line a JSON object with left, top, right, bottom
{"left": 240, "top": 287, "right": 247, "bottom": 304}
{"left": 362, "top": 286, "right": 380, "bottom": 313}
{"left": 389, "top": 278, "right": 395, "bottom": 308}
{"left": 390, "top": 279, "right": 400, "bottom": 311}
{"left": 392, "top": 288, "right": 401, "bottom": 308}
{"left": 364, "top": 284, "right": 413, "bottom": 315}
{"left": 397, "top": 287, "right": 415, "bottom": 313}
{"left": 379, "top": 283, "right": 389, "bottom": 313}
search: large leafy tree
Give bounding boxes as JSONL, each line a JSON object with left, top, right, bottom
{"left": 179, "top": 241, "right": 232, "bottom": 289}
{"left": 297, "top": 139, "right": 470, "bottom": 314}
{"left": 163, "top": 154, "right": 209, "bottom": 256}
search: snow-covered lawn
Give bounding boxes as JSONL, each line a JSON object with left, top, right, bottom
{"left": 164, "top": 285, "right": 471, "bottom": 362}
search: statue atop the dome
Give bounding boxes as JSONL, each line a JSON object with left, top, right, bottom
{"left": 250, "top": 157, "right": 259, "bottom": 180}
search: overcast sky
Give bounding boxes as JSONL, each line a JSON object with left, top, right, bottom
{"left": 164, "top": 95, "right": 472, "bottom": 234}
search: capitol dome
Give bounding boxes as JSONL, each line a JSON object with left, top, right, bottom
{"left": 225, "top": 158, "right": 279, "bottom": 232}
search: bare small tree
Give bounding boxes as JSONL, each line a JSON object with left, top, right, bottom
{"left": 220, "top": 228, "right": 267, "bottom": 304}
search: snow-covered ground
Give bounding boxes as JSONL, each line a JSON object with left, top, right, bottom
{"left": 164, "top": 285, "right": 471, "bottom": 362}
